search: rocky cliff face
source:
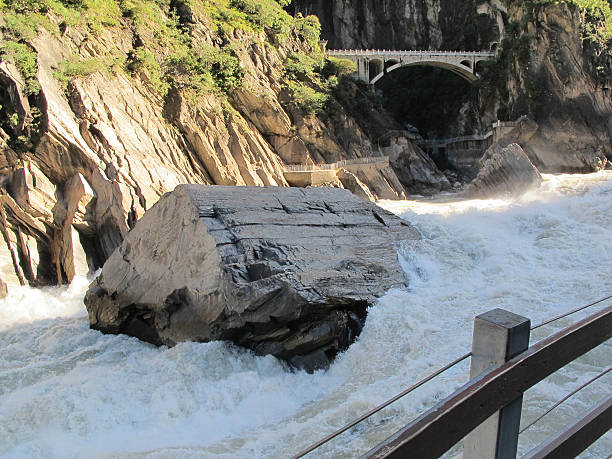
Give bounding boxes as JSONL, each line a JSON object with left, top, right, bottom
{"left": 486, "top": 2, "right": 611, "bottom": 172}
{"left": 293, "top": 0, "right": 611, "bottom": 170}
{"left": 291, "top": 0, "right": 503, "bottom": 51}
{"left": 0, "top": 0, "right": 416, "bottom": 289}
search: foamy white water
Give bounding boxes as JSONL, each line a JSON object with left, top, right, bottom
{"left": 1, "top": 172, "right": 611, "bottom": 458}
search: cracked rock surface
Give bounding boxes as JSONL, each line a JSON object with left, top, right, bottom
{"left": 85, "top": 186, "right": 419, "bottom": 371}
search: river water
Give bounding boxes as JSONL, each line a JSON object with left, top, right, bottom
{"left": 1, "top": 172, "right": 611, "bottom": 458}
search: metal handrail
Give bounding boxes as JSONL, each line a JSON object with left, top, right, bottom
{"left": 292, "top": 352, "right": 472, "bottom": 459}
{"left": 293, "top": 297, "right": 611, "bottom": 458}
{"left": 327, "top": 49, "right": 496, "bottom": 57}
{"left": 284, "top": 157, "right": 390, "bottom": 172}
{"left": 416, "top": 131, "right": 493, "bottom": 146}
{"left": 363, "top": 305, "right": 612, "bottom": 458}
{"left": 415, "top": 115, "right": 527, "bottom": 147}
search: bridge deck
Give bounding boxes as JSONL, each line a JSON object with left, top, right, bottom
{"left": 327, "top": 49, "right": 496, "bottom": 57}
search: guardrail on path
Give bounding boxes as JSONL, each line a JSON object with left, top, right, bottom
{"left": 284, "top": 157, "right": 390, "bottom": 173}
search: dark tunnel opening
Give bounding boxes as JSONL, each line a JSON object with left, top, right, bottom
{"left": 376, "top": 65, "right": 480, "bottom": 139}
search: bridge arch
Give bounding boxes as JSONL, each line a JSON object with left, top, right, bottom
{"left": 370, "top": 59, "right": 479, "bottom": 85}
{"left": 368, "top": 58, "right": 384, "bottom": 82}
{"left": 385, "top": 58, "right": 399, "bottom": 70}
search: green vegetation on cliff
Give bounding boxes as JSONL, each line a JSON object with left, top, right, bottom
{"left": 284, "top": 51, "right": 356, "bottom": 114}
{"left": 0, "top": 0, "right": 344, "bottom": 110}
{"left": 517, "top": 0, "right": 611, "bottom": 43}
{"left": 572, "top": 0, "right": 612, "bottom": 42}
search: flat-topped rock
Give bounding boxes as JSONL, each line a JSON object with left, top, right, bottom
{"left": 85, "top": 186, "right": 419, "bottom": 371}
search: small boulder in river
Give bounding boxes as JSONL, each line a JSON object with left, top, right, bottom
{"left": 465, "top": 143, "right": 543, "bottom": 198}
{"left": 85, "top": 186, "right": 419, "bottom": 371}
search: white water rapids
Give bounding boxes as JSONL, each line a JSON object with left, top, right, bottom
{"left": 1, "top": 172, "right": 611, "bottom": 458}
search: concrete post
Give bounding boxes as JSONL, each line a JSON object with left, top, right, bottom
{"left": 362, "top": 58, "right": 370, "bottom": 83}
{"left": 463, "top": 309, "right": 531, "bottom": 459}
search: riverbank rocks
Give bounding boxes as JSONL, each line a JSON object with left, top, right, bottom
{"left": 85, "top": 186, "right": 418, "bottom": 371}
{"left": 465, "top": 143, "right": 542, "bottom": 197}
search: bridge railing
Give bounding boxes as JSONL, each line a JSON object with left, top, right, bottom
{"left": 327, "top": 49, "right": 496, "bottom": 57}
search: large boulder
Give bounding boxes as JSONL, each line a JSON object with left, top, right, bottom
{"left": 388, "top": 140, "right": 452, "bottom": 195}
{"left": 85, "top": 186, "right": 418, "bottom": 371}
{"left": 465, "top": 143, "right": 543, "bottom": 198}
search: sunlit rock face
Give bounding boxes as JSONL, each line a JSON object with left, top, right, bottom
{"left": 85, "top": 186, "right": 419, "bottom": 372}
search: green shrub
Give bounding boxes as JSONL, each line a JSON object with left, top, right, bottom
{"left": 288, "top": 80, "right": 327, "bottom": 114}
{"left": 294, "top": 13, "right": 321, "bottom": 48}
{"left": 573, "top": 0, "right": 612, "bottom": 42}
{"left": 228, "top": 0, "right": 291, "bottom": 41}
{"left": 285, "top": 52, "right": 321, "bottom": 81}
{"left": 321, "top": 57, "right": 357, "bottom": 79}
{"left": 4, "top": 11, "right": 39, "bottom": 40}
{"left": 128, "top": 48, "right": 169, "bottom": 95}
{"left": 54, "top": 56, "right": 107, "bottom": 81}
{"left": 199, "top": 44, "right": 244, "bottom": 91}
{"left": 83, "top": 0, "right": 121, "bottom": 31}
{"left": 165, "top": 43, "right": 244, "bottom": 95}
{"left": 0, "top": 41, "right": 41, "bottom": 94}
{"left": 9, "top": 112, "right": 20, "bottom": 128}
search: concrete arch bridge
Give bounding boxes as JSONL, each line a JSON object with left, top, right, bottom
{"left": 327, "top": 49, "right": 496, "bottom": 84}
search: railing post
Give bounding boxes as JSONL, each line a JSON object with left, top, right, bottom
{"left": 463, "top": 309, "right": 531, "bottom": 459}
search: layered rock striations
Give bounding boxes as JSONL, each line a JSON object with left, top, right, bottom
{"left": 85, "top": 186, "right": 419, "bottom": 371}
{"left": 496, "top": 2, "right": 611, "bottom": 172}
{"left": 291, "top": 0, "right": 503, "bottom": 51}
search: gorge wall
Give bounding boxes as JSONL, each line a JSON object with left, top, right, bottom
{"left": 0, "top": 0, "right": 610, "bottom": 293}
{"left": 292, "top": 0, "right": 612, "bottom": 171}
{"left": 0, "top": 0, "right": 427, "bottom": 290}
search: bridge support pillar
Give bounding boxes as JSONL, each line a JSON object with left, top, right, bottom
{"left": 355, "top": 57, "right": 370, "bottom": 83}
{"left": 463, "top": 309, "right": 531, "bottom": 459}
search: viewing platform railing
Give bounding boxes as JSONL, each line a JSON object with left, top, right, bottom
{"left": 416, "top": 131, "right": 493, "bottom": 146}
{"left": 284, "top": 157, "right": 390, "bottom": 173}
{"left": 293, "top": 295, "right": 612, "bottom": 459}
{"left": 414, "top": 116, "right": 528, "bottom": 149}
